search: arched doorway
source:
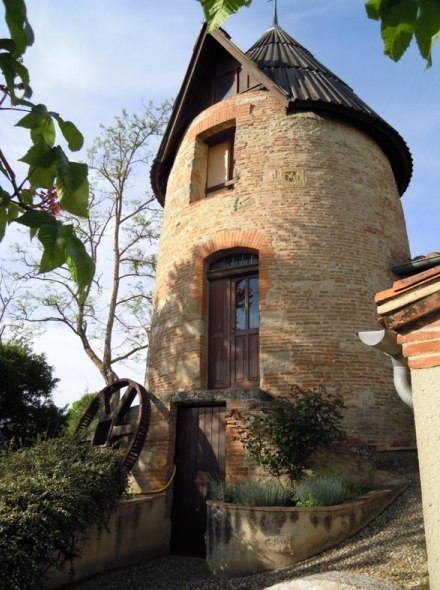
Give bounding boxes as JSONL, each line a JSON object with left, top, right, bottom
{"left": 207, "top": 251, "right": 259, "bottom": 389}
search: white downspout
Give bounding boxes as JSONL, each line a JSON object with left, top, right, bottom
{"left": 357, "top": 329, "right": 413, "bottom": 410}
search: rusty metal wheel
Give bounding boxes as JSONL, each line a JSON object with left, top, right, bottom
{"left": 74, "top": 379, "right": 151, "bottom": 472}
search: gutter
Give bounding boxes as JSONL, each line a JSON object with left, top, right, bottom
{"left": 357, "top": 329, "right": 413, "bottom": 410}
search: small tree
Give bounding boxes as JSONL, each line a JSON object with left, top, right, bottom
{"left": 232, "top": 385, "right": 345, "bottom": 480}
{"left": 65, "top": 391, "right": 98, "bottom": 435}
{"left": 0, "top": 340, "right": 65, "bottom": 446}
{"left": 14, "top": 104, "right": 171, "bottom": 385}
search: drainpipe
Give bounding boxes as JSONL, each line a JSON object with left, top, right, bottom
{"left": 357, "top": 329, "right": 413, "bottom": 410}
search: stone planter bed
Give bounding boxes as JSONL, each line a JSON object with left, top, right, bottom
{"left": 206, "top": 483, "right": 406, "bottom": 577}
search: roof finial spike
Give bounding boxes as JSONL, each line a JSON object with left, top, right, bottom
{"left": 270, "top": 0, "right": 279, "bottom": 28}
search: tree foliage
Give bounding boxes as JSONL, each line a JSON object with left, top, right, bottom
{"left": 14, "top": 105, "right": 170, "bottom": 385}
{"left": 231, "top": 385, "right": 345, "bottom": 480}
{"left": 198, "top": 0, "right": 440, "bottom": 66}
{"left": 0, "top": 438, "right": 127, "bottom": 590}
{"left": 0, "top": 0, "right": 94, "bottom": 298}
{"left": 65, "top": 391, "right": 98, "bottom": 435}
{"left": 0, "top": 340, "right": 65, "bottom": 446}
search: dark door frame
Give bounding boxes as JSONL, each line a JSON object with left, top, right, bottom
{"left": 207, "top": 260, "right": 259, "bottom": 389}
{"left": 170, "top": 403, "right": 226, "bottom": 557}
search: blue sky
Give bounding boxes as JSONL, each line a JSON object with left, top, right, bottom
{"left": 1, "top": 0, "right": 439, "bottom": 406}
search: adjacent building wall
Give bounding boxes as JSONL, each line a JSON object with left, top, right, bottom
{"left": 376, "top": 267, "right": 440, "bottom": 589}
{"left": 411, "top": 365, "right": 440, "bottom": 588}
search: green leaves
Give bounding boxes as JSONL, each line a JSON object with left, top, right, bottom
{"left": 2, "top": 0, "right": 34, "bottom": 57}
{"left": 366, "top": 0, "right": 440, "bottom": 66}
{"left": 17, "top": 105, "right": 84, "bottom": 152}
{"left": 381, "top": 0, "right": 418, "bottom": 61}
{"left": 54, "top": 115, "right": 84, "bottom": 151}
{"left": 415, "top": 0, "right": 440, "bottom": 66}
{"left": 55, "top": 156, "right": 89, "bottom": 217}
{"left": 198, "top": 0, "right": 252, "bottom": 30}
{"left": 1, "top": 0, "right": 92, "bottom": 294}
{"left": 15, "top": 211, "right": 95, "bottom": 300}
{"left": 66, "top": 234, "right": 95, "bottom": 298}
{"left": 1, "top": 0, "right": 33, "bottom": 99}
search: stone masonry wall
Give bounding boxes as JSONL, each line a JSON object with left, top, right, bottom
{"left": 145, "top": 89, "right": 415, "bottom": 485}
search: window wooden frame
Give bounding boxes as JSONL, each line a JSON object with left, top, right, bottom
{"left": 205, "top": 128, "right": 235, "bottom": 194}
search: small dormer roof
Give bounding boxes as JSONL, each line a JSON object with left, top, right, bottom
{"left": 151, "top": 23, "right": 412, "bottom": 204}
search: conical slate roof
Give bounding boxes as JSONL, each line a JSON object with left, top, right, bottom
{"left": 246, "top": 25, "right": 380, "bottom": 119}
{"left": 244, "top": 25, "right": 412, "bottom": 195}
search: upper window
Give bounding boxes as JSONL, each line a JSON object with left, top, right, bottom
{"left": 205, "top": 129, "right": 235, "bottom": 194}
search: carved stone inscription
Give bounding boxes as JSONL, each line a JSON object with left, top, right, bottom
{"left": 262, "top": 168, "right": 306, "bottom": 186}
{"left": 282, "top": 168, "right": 305, "bottom": 187}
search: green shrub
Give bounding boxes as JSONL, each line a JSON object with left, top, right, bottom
{"left": 0, "top": 438, "right": 127, "bottom": 590}
{"left": 231, "top": 385, "right": 345, "bottom": 480}
{"left": 208, "top": 478, "right": 294, "bottom": 507}
{"left": 295, "top": 476, "right": 361, "bottom": 507}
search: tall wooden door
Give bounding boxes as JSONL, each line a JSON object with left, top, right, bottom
{"left": 208, "top": 272, "right": 259, "bottom": 388}
{"left": 171, "top": 405, "right": 225, "bottom": 556}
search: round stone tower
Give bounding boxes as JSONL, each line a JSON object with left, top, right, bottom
{"left": 138, "top": 20, "right": 415, "bottom": 553}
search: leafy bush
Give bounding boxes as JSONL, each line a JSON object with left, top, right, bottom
{"left": 0, "top": 438, "right": 127, "bottom": 590}
{"left": 231, "top": 385, "right": 345, "bottom": 480}
{"left": 295, "top": 476, "right": 362, "bottom": 507}
{"left": 208, "top": 478, "right": 294, "bottom": 507}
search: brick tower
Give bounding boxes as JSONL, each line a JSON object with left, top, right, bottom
{"left": 138, "top": 19, "right": 415, "bottom": 555}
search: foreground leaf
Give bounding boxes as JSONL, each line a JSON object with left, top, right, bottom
{"left": 17, "top": 104, "right": 56, "bottom": 147}
{"left": 366, "top": 0, "right": 440, "bottom": 65}
{"left": 15, "top": 209, "right": 57, "bottom": 229}
{"left": 37, "top": 222, "right": 73, "bottom": 272}
{"left": 54, "top": 115, "right": 84, "bottom": 151}
{"left": 199, "top": 0, "right": 251, "bottom": 30}
{"left": 19, "top": 143, "right": 57, "bottom": 168}
{"left": 415, "top": 0, "right": 440, "bottom": 66}
{"left": 66, "top": 234, "right": 95, "bottom": 300}
{"left": 380, "top": 0, "right": 418, "bottom": 61}
{"left": 55, "top": 153, "right": 89, "bottom": 217}
{"left": 2, "top": 0, "right": 34, "bottom": 57}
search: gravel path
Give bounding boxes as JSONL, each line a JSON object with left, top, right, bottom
{"left": 69, "top": 474, "right": 428, "bottom": 590}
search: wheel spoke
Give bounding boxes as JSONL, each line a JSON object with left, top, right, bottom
{"left": 74, "top": 379, "right": 150, "bottom": 472}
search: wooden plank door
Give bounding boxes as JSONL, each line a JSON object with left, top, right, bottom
{"left": 171, "top": 405, "right": 226, "bottom": 557}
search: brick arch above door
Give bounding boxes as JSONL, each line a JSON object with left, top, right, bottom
{"left": 191, "top": 230, "right": 274, "bottom": 316}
